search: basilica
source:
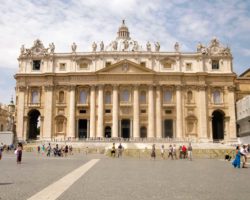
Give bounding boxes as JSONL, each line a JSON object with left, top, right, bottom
{"left": 15, "top": 20, "right": 237, "bottom": 142}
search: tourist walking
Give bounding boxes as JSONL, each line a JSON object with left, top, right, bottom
{"left": 41, "top": 144, "right": 45, "bottom": 155}
{"left": 37, "top": 145, "right": 40, "bottom": 154}
{"left": 0, "top": 144, "right": 3, "bottom": 160}
{"left": 187, "top": 143, "right": 193, "bottom": 161}
{"left": 161, "top": 145, "right": 165, "bottom": 159}
{"left": 179, "top": 145, "right": 183, "bottom": 159}
{"left": 173, "top": 144, "right": 177, "bottom": 159}
{"left": 111, "top": 143, "right": 116, "bottom": 157}
{"left": 232, "top": 145, "right": 241, "bottom": 168}
{"left": 16, "top": 143, "right": 23, "bottom": 164}
{"left": 151, "top": 144, "right": 156, "bottom": 160}
{"left": 65, "top": 145, "right": 69, "bottom": 157}
{"left": 240, "top": 145, "right": 248, "bottom": 168}
{"left": 118, "top": 143, "right": 123, "bottom": 158}
{"left": 168, "top": 144, "right": 173, "bottom": 160}
{"left": 47, "top": 143, "right": 51, "bottom": 157}
{"left": 182, "top": 145, "right": 187, "bottom": 159}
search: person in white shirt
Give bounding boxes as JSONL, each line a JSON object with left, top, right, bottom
{"left": 240, "top": 145, "right": 248, "bottom": 168}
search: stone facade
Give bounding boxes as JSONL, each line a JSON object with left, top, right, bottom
{"left": 236, "top": 95, "right": 250, "bottom": 142}
{"left": 236, "top": 68, "right": 250, "bottom": 101}
{"left": 0, "top": 100, "right": 15, "bottom": 132}
{"left": 15, "top": 20, "right": 237, "bottom": 142}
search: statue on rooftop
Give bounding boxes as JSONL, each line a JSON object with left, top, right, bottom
{"left": 146, "top": 41, "right": 151, "bottom": 51}
{"left": 174, "top": 42, "right": 180, "bottom": 52}
{"left": 71, "top": 42, "right": 77, "bottom": 52}
{"left": 155, "top": 42, "right": 160, "bottom": 52}
{"left": 92, "top": 42, "right": 97, "bottom": 52}
{"left": 49, "top": 42, "right": 55, "bottom": 53}
{"left": 100, "top": 41, "right": 104, "bottom": 51}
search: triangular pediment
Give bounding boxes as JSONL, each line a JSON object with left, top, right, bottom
{"left": 97, "top": 59, "right": 155, "bottom": 74}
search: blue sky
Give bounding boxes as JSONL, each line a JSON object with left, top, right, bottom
{"left": 0, "top": 0, "right": 250, "bottom": 104}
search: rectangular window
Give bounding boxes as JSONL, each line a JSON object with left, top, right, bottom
{"left": 79, "top": 109, "right": 86, "bottom": 114}
{"left": 141, "top": 109, "right": 146, "bottom": 114}
{"left": 163, "top": 62, "right": 172, "bottom": 69}
{"left": 33, "top": 60, "right": 41, "bottom": 70}
{"left": 165, "top": 110, "right": 172, "bottom": 114}
{"left": 212, "top": 60, "right": 219, "bottom": 70}
{"left": 106, "top": 62, "right": 111, "bottom": 67}
{"left": 59, "top": 63, "right": 66, "bottom": 71}
{"left": 186, "top": 63, "right": 192, "bottom": 71}
{"left": 105, "top": 109, "right": 111, "bottom": 114}
{"left": 79, "top": 63, "right": 88, "bottom": 69}
{"left": 140, "top": 62, "right": 146, "bottom": 67}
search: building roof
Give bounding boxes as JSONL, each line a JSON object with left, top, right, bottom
{"left": 239, "top": 68, "right": 250, "bottom": 77}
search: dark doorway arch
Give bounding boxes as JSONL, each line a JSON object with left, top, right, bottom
{"left": 28, "top": 109, "right": 41, "bottom": 139}
{"left": 140, "top": 126, "right": 147, "bottom": 138}
{"left": 121, "top": 119, "right": 130, "bottom": 138}
{"left": 105, "top": 126, "right": 111, "bottom": 138}
{"left": 212, "top": 110, "right": 225, "bottom": 140}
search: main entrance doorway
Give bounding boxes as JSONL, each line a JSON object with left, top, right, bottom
{"left": 212, "top": 110, "right": 224, "bottom": 140}
{"left": 164, "top": 119, "right": 173, "bottom": 138}
{"left": 78, "top": 119, "right": 87, "bottom": 139}
{"left": 27, "top": 109, "right": 41, "bottom": 139}
{"left": 105, "top": 126, "right": 111, "bottom": 138}
{"left": 121, "top": 119, "right": 130, "bottom": 138}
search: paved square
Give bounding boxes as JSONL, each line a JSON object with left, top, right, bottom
{"left": 0, "top": 152, "right": 249, "bottom": 200}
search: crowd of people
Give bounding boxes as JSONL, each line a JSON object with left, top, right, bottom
{"left": 37, "top": 143, "right": 73, "bottom": 157}
{"left": 151, "top": 143, "right": 193, "bottom": 161}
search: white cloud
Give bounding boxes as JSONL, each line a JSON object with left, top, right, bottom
{"left": 0, "top": 0, "right": 250, "bottom": 103}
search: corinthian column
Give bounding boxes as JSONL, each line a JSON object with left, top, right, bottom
{"left": 227, "top": 86, "right": 237, "bottom": 141}
{"left": 198, "top": 86, "right": 208, "bottom": 141}
{"left": 97, "top": 85, "right": 104, "bottom": 138}
{"left": 156, "top": 85, "right": 162, "bottom": 138}
{"left": 176, "top": 85, "right": 183, "bottom": 139}
{"left": 67, "top": 86, "right": 76, "bottom": 139}
{"left": 90, "top": 85, "right": 96, "bottom": 138}
{"left": 112, "top": 85, "right": 119, "bottom": 138}
{"left": 16, "top": 86, "right": 26, "bottom": 141}
{"left": 43, "top": 85, "right": 54, "bottom": 140}
{"left": 133, "top": 85, "right": 139, "bottom": 138}
{"left": 148, "top": 85, "right": 155, "bottom": 138}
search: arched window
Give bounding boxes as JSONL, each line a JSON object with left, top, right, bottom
{"left": 121, "top": 89, "right": 130, "bottom": 102}
{"left": 79, "top": 91, "right": 87, "bottom": 104}
{"left": 164, "top": 90, "right": 172, "bottom": 103}
{"left": 140, "top": 91, "right": 146, "bottom": 104}
{"left": 105, "top": 91, "right": 111, "bottom": 104}
{"left": 31, "top": 91, "right": 39, "bottom": 103}
{"left": 0, "top": 124, "right": 3, "bottom": 131}
{"left": 213, "top": 90, "right": 221, "bottom": 104}
{"left": 59, "top": 91, "right": 64, "bottom": 103}
{"left": 187, "top": 91, "right": 193, "bottom": 103}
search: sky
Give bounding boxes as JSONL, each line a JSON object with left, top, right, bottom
{"left": 0, "top": 0, "right": 250, "bottom": 104}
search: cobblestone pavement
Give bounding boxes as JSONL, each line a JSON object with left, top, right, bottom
{"left": 0, "top": 152, "right": 249, "bottom": 200}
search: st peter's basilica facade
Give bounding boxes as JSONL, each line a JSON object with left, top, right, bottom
{"left": 15, "top": 20, "right": 237, "bottom": 142}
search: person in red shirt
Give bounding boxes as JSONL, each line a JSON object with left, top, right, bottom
{"left": 182, "top": 145, "right": 187, "bottom": 159}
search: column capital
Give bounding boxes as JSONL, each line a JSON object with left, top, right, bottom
{"left": 18, "top": 86, "right": 27, "bottom": 92}
{"left": 133, "top": 84, "right": 140, "bottom": 89}
{"left": 44, "top": 85, "right": 54, "bottom": 91}
{"left": 197, "top": 85, "right": 207, "bottom": 91}
{"left": 113, "top": 84, "right": 119, "bottom": 89}
{"left": 90, "top": 85, "right": 96, "bottom": 90}
{"left": 68, "top": 85, "right": 76, "bottom": 91}
{"left": 175, "top": 85, "right": 183, "bottom": 91}
{"left": 227, "top": 85, "right": 236, "bottom": 92}
{"left": 97, "top": 84, "right": 104, "bottom": 89}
